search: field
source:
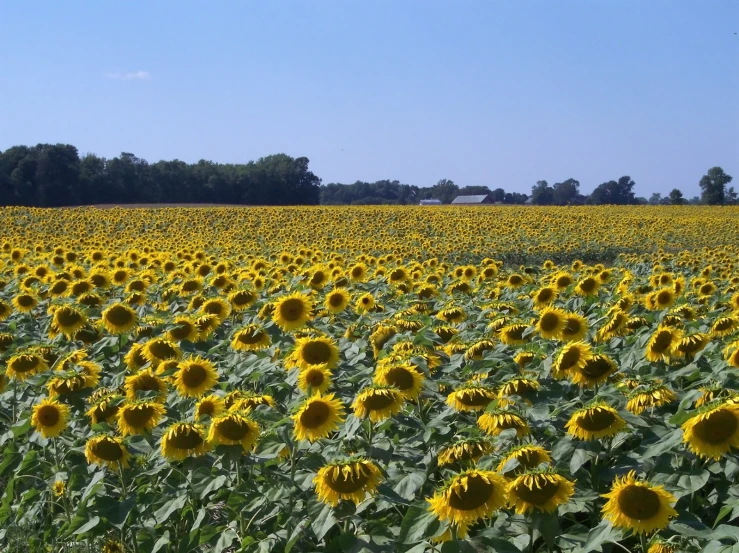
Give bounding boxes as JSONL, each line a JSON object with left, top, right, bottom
{"left": 2, "top": 205, "right": 739, "bottom": 553}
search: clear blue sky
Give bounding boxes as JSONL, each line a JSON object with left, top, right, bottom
{"left": 1, "top": 1, "right": 737, "bottom": 198}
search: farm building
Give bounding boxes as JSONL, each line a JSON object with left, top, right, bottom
{"left": 451, "top": 194, "right": 493, "bottom": 205}
{"left": 419, "top": 199, "right": 442, "bottom": 206}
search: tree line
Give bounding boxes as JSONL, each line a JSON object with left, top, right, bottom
{"left": 0, "top": 144, "right": 733, "bottom": 207}
{"left": 0, "top": 144, "right": 322, "bottom": 206}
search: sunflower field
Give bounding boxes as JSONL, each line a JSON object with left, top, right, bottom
{"left": 2, "top": 205, "right": 739, "bottom": 553}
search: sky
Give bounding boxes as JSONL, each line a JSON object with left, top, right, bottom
{"left": 0, "top": 1, "right": 737, "bottom": 199}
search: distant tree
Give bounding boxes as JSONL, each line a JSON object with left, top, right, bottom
{"left": 552, "top": 178, "right": 580, "bottom": 205}
{"left": 649, "top": 193, "right": 662, "bottom": 205}
{"left": 668, "top": 188, "right": 686, "bottom": 205}
{"left": 700, "top": 166, "right": 733, "bottom": 205}
{"left": 431, "top": 179, "right": 459, "bottom": 204}
{"left": 503, "top": 192, "right": 528, "bottom": 204}
{"left": 491, "top": 188, "right": 506, "bottom": 202}
{"left": 458, "top": 185, "right": 492, "bottom": 196}
{"left": 726, "top": 187, "right": 738, "bottom": 205}
{"left": 530, "top": 180, "right": 554, "bottom": 205}
{"left": 688, "top": 196, "right": 702, "bottom": 205}
{"left": 588, "top": 176, "right": 637, "bottom": 205}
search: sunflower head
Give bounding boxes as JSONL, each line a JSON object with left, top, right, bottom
{"left": 570, "top": 353, "right": 617, "bottom": 388}
{"left": 565, "top": 403, "right": 627, "bottom": 441}
{"left": 102, "top": 303, "right": 138, "bottom": 335}
{"left": 207, "top": 411, "right": 260, "bottom": 451}
{"left": 477, "top": 409, "right": 529, "bottom": 438}
{"left": 117, "top": 400, "right": 166, "bottom": 436}
{"left": 32, "top": 397, "right": 70, "bottom": 438}
{"left": 496, "top": 444, "right": 551, "bottom": 477}
{"left": 272, "top": 292, "right": 314, "bottom": 331}
{"left": 373, "top": 362, "right": 424, "bottom": 400}
{"left": 293, "top": 393, "right": 345, "bottom": 442}
{"left": 85, "top": 435, "right": 130, "bottom": 468}
{"left": 293, "top": 336, "right": 340, "bottom": 371}
{"left": 507, "top": 469, "right": 575, "bottom": 514}
{"left": 174, "top": 355, "right": 218, "bottom": 398}
{"left": 437, "top": 437, "right": 493, "bottom": 466}
{"left": 314, "top": 458, "right": 383, "bottom": 506}
{"left": 161, "top": 422, "right": 208, "bottom": 460}
{"left": 601, "top": 471, "right": 677, "bottom": 534}
{"left": 428, "top": 469, "right": 508, "bottom": 526}
{"left": 681, "top": 402, "right": 739, "bottom": 460}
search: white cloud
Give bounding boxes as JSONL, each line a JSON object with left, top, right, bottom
{"left": 104, "top": 71, "right": 150, "bottom": 80}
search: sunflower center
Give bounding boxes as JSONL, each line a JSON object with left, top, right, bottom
{"left": 560, "top": 347, "right": 582, "bottom": 370}
{"left": 576, "top": 408, "right": 616, "bottom": 431}
{"left": 513, "top": 476, "right": 560, "bottom": 506}
{"left": 301, "top": 341, "right": 332, "bottom": 365}
{"left": 12, "top": 355, "right": 40, "bottom": 372}
{"left": 539, "top": 313, "right": 560, "bottom": 332}
{"left": 326, "top": 466, "right": 370, "bottom": 493}
{"left": 56, "top": 309, "right": 82, "bottom": 326}
{"left": 300, "top": 401, "right": 331, "bottom": 429}
{"left": 233, "top": 291, "right": 254, "bottom": 306}
{"left": 169, "top": 427, "right": 204, "bottom": 449}
{"left": 181, "top": 364, "right": 207, "bottom": 388}
{"left": 448, "top": 474, "right": 495, "bottom": 510}
{"left": 123, "top": 405, "right": 154, "bottom": 427}
{"left": 329, "top": 294, "right": 345, "bottom": 307}
{"left": 92, "top": 438, "right": 125, "bottom": 461}
{"left": 563, "top": 318, "right": 582, "bottom": 336}
{"left": 106, "top": 306, "right": 133, "bottom": 326}
{"left": 204, "top": 303, "right": 225, "bottom": 316}
{"left": 17, "top": 295, "right": 35, "bottom": 307}
{"left": 580, "top": 357, "right": 613, "bottom": 379}
{"left": 37, "top": 405, "right": 60, "bottom": 427}
{"left": 305, "top": 370, "right": 325, "bottom": 386}
{"left": 579, "top": 278, "right": 597, "bottom": 293}
{"left": 384, "top": 367, "right": 415, "bottom": 390}
{"left": 148, "top": 341, "right": 178, "bottom": 360}
{"left": 218, "top": 417, "right": 253, "bottom": 441}
{"left": 651, "top": 331, "right": 673, "bottom": 353}
{"left": 656, "top": 291, "right": 672, "bottom": 305}
{"left": 458, "top": 389, "right": 493, "bottom": 407}
{"left": 537, "top": 289, "right": 554, "bottom": 302}
{"left": 362, "top": 392, "right": 396, "bottom": 411}
{"left": 692, "top": 409, "right": 738, "bottom": 444}
{"left": 504, "top": 326, "right": 526, "bottom": 340}
{"left": 237, "top": 329, "right": 264, "bottom": 344}
{"left": 132, "top": 374, "right": 162, "bottom": 393}
{"left": 169, "top": 323, "right": 193, "bottom": 340}
{"left": 280, "top": 298, "right": 306, "bottom": 322}
{"left": 616, "top": 485, "right": 661, "bottom": 520}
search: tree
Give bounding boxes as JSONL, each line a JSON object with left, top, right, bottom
{"left": 430, "top": 179, "right": 459, "bottom": 204}
{"left": 726, "top": 187, "right": 738, "bottom": 205}
{"left": 458, "top": 185, "right": 492, "bottom": 196}
{"left": 530, "top": 180, "right": 553, "bottom": 205}
{"left": 503, "top": 192, "right": 528, "bottom": 204}
{"left": 552, "top": 178, "right": 580, "bottom": 205}
{"left": 649, "top": 193, "right": 663, "bottom": 205}
{"left": 700, "top": 166, "right": 733, "bottom": 205}
{"left": 588, "top": 176, "right": 637, "bottom": 205}
{"left": 491, "top": 188, "right": 506, "bottom": 203}
{"left": 668, "top": 189, "right": 686, "bottom": 205}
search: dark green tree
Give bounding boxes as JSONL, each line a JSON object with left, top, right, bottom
{"left": 431, "top": 179, "right": 459, "bottom": 204}
{"left": 668, "top": 188, "right": 685, "bottom": 205}
{"left": 552, "top": 178, "right": 580, "bottom": 205}
{"left": 700, "top": 167, "right": 733, "bottom": 205}
{"left": 588, "top": 176, "right": 637, "bottom": 205}
{"left": 530, "top": 180, "right": 554, "bottom": 205}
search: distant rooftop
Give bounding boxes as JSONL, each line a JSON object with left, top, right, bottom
{"left": 451, "top": 194, "right": 492, "bottom": 204}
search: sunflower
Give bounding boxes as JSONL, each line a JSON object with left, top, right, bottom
{"left": 373, "top": 362, "right": 424, "bottom": 400}
{"left": 293, "top": 336, "right": 340, "bottom": 371}
{"left": 352, "top": 386, "right": 404, "bottom": 422}
{"left": 314, "top": 458, "right": 383, "bottom": 506}
{"left": 117, "top": 400, "right": 166, "bottom": 436}
{"left": 166, "top": 316, "right": 199, "bottom": 342}
{"left": 297, "top": 366, "right": 333, "bottom": 394}
{"left": 710, "top": 316, "right": 738, "bottom": 338}
{"left": 200, "top": 298, "right": 231, "bottom": 322}
{"left": 195, "top": 394, "right": 225, "bottom": 419}
{"left": 507, "top": 470, "right": 575, "bottom": 514}
{"left": 672, "top": 333, "right": 709, "bottom": 358}
{"left": 496, "top": 444, "right": 551, "bottom": 477}
{"left": 161, "top": 422, "right": 208, "bottom": 460}
{"left": 428, "top": 469, "right": 508, "bottom": 527}
{"left": 47, "top": 359, "right": 101, "bottom": 396}
{"left": 12, "top": 293, "right": 38, "bottom": 313}
{"left": 0, "top": 299, "right": 13, "bottom": 321}
{"left": 101, "top": 303, "right": 138, "bottom": 334}
{"left": 601, "top": 471, "right": 677, "bottom": 533}
{"left": 446, "top": 384, "right": 498, "bottom": 412}
{"left": 124, "top": 343, "right": 148, "bottom": 372}
{"left": 681, "top": 402, "right": 739, "bottom": 460}
{"left": 437, "top": 438, "right": 493, "bottom": 466}
{"left": 575, "top": 276, "right": 600, "bottom": 296}
{"left": 294, "top": 393, "right": 345, "bottom": 441}
{"left": 531, "top": 286, "right": 558, "bottom": 309}
{"left": 464, "top": 339, "right": 496, "bottom": 361}
{"left": 514, "top": 351, "right": 537, "bottom": 370}
{"left": 648, "top": 538, "right": 678, "bottom": 553}
{"left": 505, "top": 273, "right": 526, "bottom": 289}
{"left": 570, "top": 353, "right": 617, "bottom": 388}
{"left": 325, "top": 289, "right": 351, "bottom": 314}
{"left": 229, "top": 392, "right": 276, "bottom": 412}
{"left": 86, "top": 393, "right": 123, "bottom": 424}
{"left": 437, "top": 306, "right": 467, "bottom": 324}
{"left": 561, "top": 313, "right": 589, "bottom": 342}
{"left": 51, "top": 305, "right": 87, "bottom": 338}
{"left": 645, "top": 326, "right": 682, "bottom": 363}
{"left": 552, "top": 342, "right": 591, "bottom": 379}
{"left": 536, "top": 307, "right": 567, "bottom": 339}
{"left": 478, "top": 409, "right": 529, "bottom": 437}
{"left": 31, "top": 397, "right": 69, "bottom": 438}
{"left": 207, "top": 411, "right": 260, "bottom": 451}
{"left": 497, "top": 377, "right": 539, "bottom": 406}
{"left": 355, "top": 293, "right": 376, "bottom": 313}
{"left": 596, "top": 310, "right": 629, "bottom": 342}
{"left": 231, "top": 325, "right": 271, "bottom": 351}
{"left": 6, "top": 352, "right": 48, "bottom": 380}
{"left": 85, "top": 435, "right": 130, "bottom": 469}
{"left": 566, "top": 404, "right": 627, "bottom": 440}
{"left": 626, "top": 384, "right": 677, "bottom": 414}
{"left": 272, "top": 292, "right": 314, "bottom": 331}
{"left": 228, "top": 289, "right": 257, "bottom": 311}
{"left": 174, "top": 355, "right": 218, "bottom": 397}
{"left": 142, "top": 338, "right": 182, "bottom": 366}
{"left": 348, "top": 263, "right": 368, "bottom": 282}
{"left": 124, "top": 369, "right": 168, "bottom": 402}
{"left": 499, "top": 323, "right": 530, "bottom": 346}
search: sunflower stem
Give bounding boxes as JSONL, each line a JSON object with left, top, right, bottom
{"left": 52, "top": 439, "right": 72, "bottom": 524}
{"left": 639, "top": 533, "right": 648, "bottom": 553}
{"left": 529, "top": 523, "right": 535, "bottom": 553}
{"left": 416, "top": 397, "right": 425, "bottom": 424}
{"left": 118, "top": 464, "right": 141, "bottom": 553}
{"left": 286, "top": 445, "right": 298, "bottom": 535}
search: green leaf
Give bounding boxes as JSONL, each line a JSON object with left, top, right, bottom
{"left": 11, "top": 418, "right": 31, "bottom": 437}
{"left": 398, "top": 502, "right": 441, "bottom": 544}
{"left": 200, "top": 474, "right": 228, "bottom": 499}
{"left": 575, "top": 520, "right": 622, "bottom": 553}
{"left": 309, "top": 501, "right": 337, "bottom": 541}
{"left": 213, "top": 524, "right": 238, "bottom": 553}
{"left": 285, "top": 517, "right": 310, "bottom": 553}
{"left": 153, "top": 494, "right": 187, "bottom": 524}
{"left": 73, "top": 515, "right": 100, "bottom": 535}
{"left": 151, "top": 530, "right": 170, "bottom": 553}
{"left": 394, "top": 471, "right": 426, "bottom": 501}
{"left": 642, "top": 429, "right": 683, "bottom": 459}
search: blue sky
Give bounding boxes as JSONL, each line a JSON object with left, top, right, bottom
{"left": 1, "top": 1, "right": 737, "bottom": 198}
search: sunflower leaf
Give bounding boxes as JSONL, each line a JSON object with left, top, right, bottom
{"left": 397, "top": 502, "right": 441, "bottom": 544}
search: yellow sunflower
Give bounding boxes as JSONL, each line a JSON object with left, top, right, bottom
{"left": 477, "top": 409, "right": 529, "bottom": 437}
{"left": 507, "top": 470, "right": 575, "bottom": 514}
{"left": 124, "top": 369, "right": 168, "bottom": 402}
{"left": 626, "top": 384, "right": 677, "bottom": 414}
{"left": 231, "top": 325, "right": 271, "bottom": 351}
{"left": 117, "top": 400, "right": 166, "bottom": 436}
{"left": 228, "top": 289, "right": 257, "bottom": 311}
{"left": 85, "top": 435, "right": 130, "bottom": 468}
{"left": 601, "top": 471, "right": 677, "bottom": 534}
{"left": 710, "top": 316, "right": 738, "bottom": 338}
{"left": 428, "top": 469, "right": 508, "bottom": 526}
{"left": 496, "top": 444, "right": 551, "bottom": 477}
{"left": 352, "top": 386, "right": 405, "bottom": 422}
{"left": 195, "top": 394, "right": 225, "bottom": 419}
{"left": 565, "top": 404, "right": 627, "bottom": 440}
{"left": 6, "top": 352, "right": 48, "bottom": 380}
{"left": 13, "top": 293, "right": 38, "bottom": 313}
{"left": 437, "top": 438, "right": 493, "bottom": 466}
{"left": 355, "top": 293, "right": 376, "bottom": 313}
{"left": 31, "top": 397, "right": 69, "bottom": 438}
{"left": 293, "top": 393, "right": 345, "bottom": 441}
{"left": 561, "top": 313, "right": 589, "bottom": 342}
{"left": 166, "top": 316, "right": 199, "bottom": 342}
{"left": 314, "top": 458, "right": 383, "bottom": 506}
{"left": 536, "top": 307, "right": 567, "bottom": 339}
{"left": 293, "top": 336, "right": 340, "bottom": 371}
{"left": 646, "top": 326, "right": 683, "bottom": 362}
{"left": 324, "top": 289, "right": 351, "bottom": 314}
{"left": 499, "top": 323, "right": 531, "bottom": 346}
{"left": 174, "top": 355, "right": 218, "bottom": 397}
{"left": 552, "top": 342, "right": 591, "bottom": 379}
{"left": 161, "top": 422, "right": 208, "bottom": 460}
{"left": 297, "top": 366, "right": 333, "bottom": 394}
{"left": 101, "top": 303, "right": 138, "bottom": 334}
{"left": 0, "top": 299, "right": 12, "bottom": 321}
{"left": 272, "top": 292, "right": 314, "bottom": 331}
{"left": 531, "top": 286, "right": 558, "bottom": 309}
{"left": 681, "top": 402, "right": 739, "bottom": 460}
{"left": 671, "top": 333, "right": 709, "bottom": 358}
{"left": 51, "top": 305, "right": 87, "bottom": 338}
{"left": 207, "top": 411, "right": 260, "bottom": 451}
{"left": 445, "top": 384, "right": 497, "bottom": 412}
{"left": 142, "top": 338, "right": 182, "bottom": 366}
{"left": 373, "top": 362, "right": 425, "bottom": 400}
{"left": 570, "top": 353, "right": 618, "bottom": 388}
